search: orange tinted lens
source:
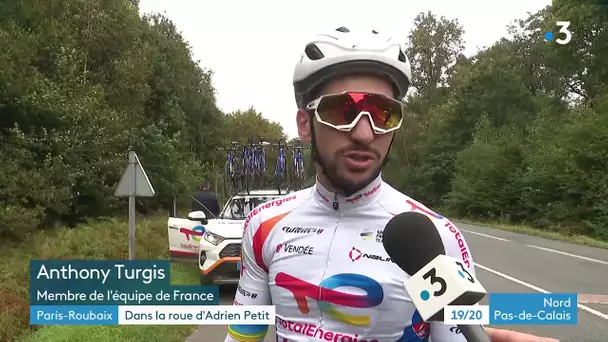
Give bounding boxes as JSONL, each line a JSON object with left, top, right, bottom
{"left": 316, "top": 93, "right": 357, "bottom": 126}
{"left": 316, "top": 92, "right": 403, "bottom": 130}
{"left": 361, "top": 93, "right": 403, "bottom": 130}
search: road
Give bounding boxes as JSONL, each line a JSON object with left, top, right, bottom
{"left": 186, "top": 221, "right": 608, "bottom": 342}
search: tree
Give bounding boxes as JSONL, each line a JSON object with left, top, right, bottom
{"left": 405, "top": 11, "right": 465, "bottom": 112}
{"left": 221, "top": 107, "right": 286, "bottom": 144}
{"left": 384, "top": 11, "right": 466, "bottom": 202}
{"left": 387, "top": 3, "right": 608, "bottom": 241}
{"left": 0, "top": 0, "right": 224, "bottom": 238}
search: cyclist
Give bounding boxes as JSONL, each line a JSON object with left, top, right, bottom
{"left": 225, "top": 27, "right": 556, "bottom": 342}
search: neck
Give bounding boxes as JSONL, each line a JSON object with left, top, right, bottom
{"left": 316, "top": 165, "right": 342, "bottom": 195}
{"left": 313, "top": 168, "right": 384, "bottom": 211}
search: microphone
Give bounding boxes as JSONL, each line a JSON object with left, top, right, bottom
{"left": 383, "top": 212, "right": 490, "bottom": 342}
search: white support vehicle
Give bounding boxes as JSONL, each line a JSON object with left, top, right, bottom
{"left": 167, "top": 189, "right": 288, "bottom": 285}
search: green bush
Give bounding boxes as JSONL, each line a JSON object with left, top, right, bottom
{"left": 0, "top": 214, "right": 188, "bottom": 341}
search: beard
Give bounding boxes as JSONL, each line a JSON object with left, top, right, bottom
{"left": 317, "top": 145, "right": 386, "bottom": 197}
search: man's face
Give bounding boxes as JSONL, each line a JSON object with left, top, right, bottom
{"left": 296, "top": 75, "right": 396, "bottom": 194}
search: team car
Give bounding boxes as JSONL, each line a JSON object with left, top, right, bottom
{"left": 167, "top": 189, "right": 287, "bottom": 285}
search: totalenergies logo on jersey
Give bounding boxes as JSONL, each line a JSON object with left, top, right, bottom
{"left": 243, "top": 195, "right": 297, "bottom": 231}
{"left": 275, "top": 272, "right": 383, "bottom": 326}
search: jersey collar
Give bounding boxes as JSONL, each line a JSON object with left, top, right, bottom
{"left": 313, "top": 173, "right": 383, "bottom": 211}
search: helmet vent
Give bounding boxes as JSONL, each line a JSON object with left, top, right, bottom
{"left": 336, "top": 26, "right": 350, "bottom": 33}
{"left": 305, "top": 43, "right": 325, "bottom": 60}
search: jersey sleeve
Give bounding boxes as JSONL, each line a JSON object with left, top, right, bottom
{"left": 437, "top": 218, "right": 476, "bottom": 277}
{"left": 225, "top": 210, "right": 271, "bottom": 342}
{"left": 430, "top": 218, "right": 476, "bottom": 341}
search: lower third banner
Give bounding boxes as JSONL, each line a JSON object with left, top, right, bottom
{"left": 30, "top": 305, "right": 276, "bottom": 325}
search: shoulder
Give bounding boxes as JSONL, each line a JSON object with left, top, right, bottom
{"left": 378, "top": 183, "right": 444, "bottom": 219}
{"left": 243, "top": 188, "right": 313, "bottom": 234}
{"left": 378, "top": 183, "right": 475, "bottom": 270}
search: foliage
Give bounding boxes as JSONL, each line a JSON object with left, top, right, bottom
{"left": 385, "top": 0, "right": 608, "bottom": 240}
{"left": 0, "top": 214, "right": 199, "bottom": 341}
{"left": 222, "top": 107, "right": 286, "bottom": 144}
{"left": 2, "top": 0, "right": 607, "bottom": 243}
{"left": 0, "top": 0, "right": 285, "bottom": 239}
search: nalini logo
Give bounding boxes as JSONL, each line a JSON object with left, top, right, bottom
{"left": 349, "top": 247, "right": 362, "bottom": 261}
{"left": 348, "top": 247, "right": 394, "bottom": 263}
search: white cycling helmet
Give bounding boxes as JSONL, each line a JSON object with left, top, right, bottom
{"left": 293, "top": 26, "right": 412, "bottom": 108}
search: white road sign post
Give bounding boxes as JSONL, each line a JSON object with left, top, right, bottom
{"left": 114, "top": 151, "right": 155, "bottom": 260}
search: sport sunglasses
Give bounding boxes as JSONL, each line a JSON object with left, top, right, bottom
{"left": 305, "top": 91, "right": 404, "bottom": 134}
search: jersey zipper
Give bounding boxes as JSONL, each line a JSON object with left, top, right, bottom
{"left": 319, "top": 192, "right": 340, "bottom": 331}
{"left": 332, "top": 192, "right": 339, "bottom": 211}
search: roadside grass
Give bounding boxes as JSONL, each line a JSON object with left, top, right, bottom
{"left": 452, "top": 217, "right": 608, "bottom": 250}
{"left": 0, "top": 214, "right": 200, "bottom": 342}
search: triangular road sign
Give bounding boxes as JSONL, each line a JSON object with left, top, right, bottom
{"left": 114, "top": 151, "right": 155, "bottom": 197}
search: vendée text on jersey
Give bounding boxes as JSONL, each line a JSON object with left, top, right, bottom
{"left": 276, "top": 243, "right": 315, "bottom": 255}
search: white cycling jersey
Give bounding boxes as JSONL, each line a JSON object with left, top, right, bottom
{"left": 225, "top": 174, "right": 475, "bottom": 342}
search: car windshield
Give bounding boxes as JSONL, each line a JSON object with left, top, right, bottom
{"left": 220, "top": 196, "right": 279, "bottom": 219}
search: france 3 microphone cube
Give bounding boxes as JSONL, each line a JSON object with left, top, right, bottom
{"left": 405, "top": 254, "right": 487, "bottom": 322}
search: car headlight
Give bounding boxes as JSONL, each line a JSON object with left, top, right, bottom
{"left": 203, "top": 231, "right": 225, "bottom": 245}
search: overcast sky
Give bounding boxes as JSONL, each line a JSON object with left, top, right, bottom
{"left": 139, "top": 0, "right": 551, "bottom": 138}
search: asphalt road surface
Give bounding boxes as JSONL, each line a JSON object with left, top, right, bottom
{"left": 186, "top": 221, "right": 608, "bottom": 342}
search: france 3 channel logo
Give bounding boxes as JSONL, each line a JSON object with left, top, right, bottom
{"left": 544, "top": 21, "right": 572, "bottom": 45}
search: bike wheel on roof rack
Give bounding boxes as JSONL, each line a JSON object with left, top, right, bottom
{"left": 299, "top": 161, "right": 307, "bottom": 188}
{"left": 257, "top": 170, "right": 266, "bottom": 189}
{"left": 245, "top": 170, "right": 252, "bottom": 195}
{"left": 223, "top": 161, "right": 235, "bottom": 198}
{"left": 233, "top": 160, "right": 243, "bottom": 195}
{"left": 274, "top": 173, "right": 283, "bottom": 195}
{"left": 286, "top": 161, "right": 293, "bottom": 192}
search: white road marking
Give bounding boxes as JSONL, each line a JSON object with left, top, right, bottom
{"left": 526, "top": 244, "right": 608, "bottom": 266}
{"left": 475, "top": 262, "right": 608, "bottom": 320}
{"left": 461, "top": 229, "right": 510, "bottom": 242}
{"left": 579, "top": 294, "right": 608, "bottom": 305}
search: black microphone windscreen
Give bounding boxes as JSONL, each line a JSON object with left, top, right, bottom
{"left": 382, "top": 211, "right": 446, "bottom": 275}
